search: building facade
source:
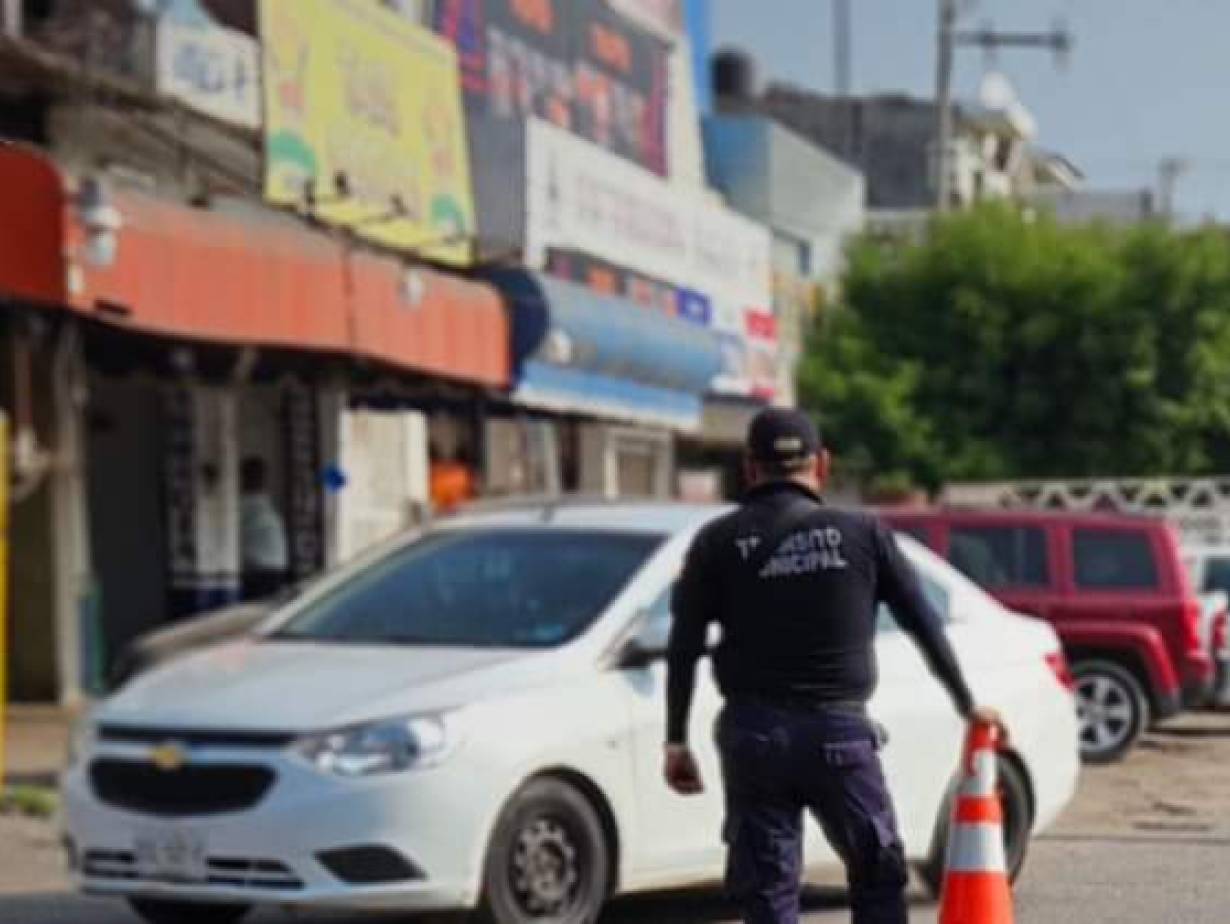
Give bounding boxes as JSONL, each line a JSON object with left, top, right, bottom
{"left": 0, "top": 0, "right": 785, "bottom": 702}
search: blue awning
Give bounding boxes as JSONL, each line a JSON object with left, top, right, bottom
{"left": 490, "top": 271, "right": 724, "bottom": 430}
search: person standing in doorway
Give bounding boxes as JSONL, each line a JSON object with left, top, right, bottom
{"left": 664, "top": 408, "right": 1003, "bottom": 924}
{"left": 430, "top": 444, "right": 477, "bottom": 515}
{"left": 240, "top": 456, "right": 289, "bottom": 601}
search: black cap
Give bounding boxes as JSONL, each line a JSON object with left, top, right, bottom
{"left": 746, "top": 408, "right": 822, "bottom": 466}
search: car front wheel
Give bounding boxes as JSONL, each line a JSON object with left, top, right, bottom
{"left": 475, "top": 778, "right": 611, "bottom": 924}
{"left": 128, "top": 899, "right": 250, "bottom": 924}
{"left": 1072, "top": 659, "right": 1149, "bottom": 764}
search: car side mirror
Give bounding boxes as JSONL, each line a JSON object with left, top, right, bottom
{"left": 619, "top": 619, "right": 721, "bottom": 669}
{"left": 620, "top": 617, "right": 671, "bottom": 669}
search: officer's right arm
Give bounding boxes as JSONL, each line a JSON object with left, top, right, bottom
{"left": 665, "top": 528, "right": 717, "bottom": 745}
{"left": 873, "top": 521, "right": 975, "bottom": 718}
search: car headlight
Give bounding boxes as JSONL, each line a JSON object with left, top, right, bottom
{"left": 295, "top": 714, "right": 459, "bottom": 777}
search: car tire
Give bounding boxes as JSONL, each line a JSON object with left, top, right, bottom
{"left": 475, "top": 778, "right": 611, "bottom": 924}
{"left": 128, "top": 898, "right": 251, "bottom": 924}
{"left": 1072, "top": 659, "right": 1149, "bottom": 764}
{"left": 917, "top": 755, "right": 1033, "bottom": 898}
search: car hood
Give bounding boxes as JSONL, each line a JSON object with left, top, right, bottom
{"left": 98, "top": 640, "right": 547, "bottom": 731}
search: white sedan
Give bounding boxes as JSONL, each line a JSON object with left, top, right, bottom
{"left": 63, "top": 502, "right": 1080, "bottom": 924}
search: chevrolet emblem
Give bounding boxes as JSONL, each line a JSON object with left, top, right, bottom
{"left": 149, "top": 743, "right": 187, "bottom": 773}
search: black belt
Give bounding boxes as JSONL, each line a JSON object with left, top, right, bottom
{"left": 728, "top": 694, "right": 868, "bottom": 717}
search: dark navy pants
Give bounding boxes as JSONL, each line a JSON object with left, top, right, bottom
{"left": 716, "top": 700, "right": 909, "bottom": 924}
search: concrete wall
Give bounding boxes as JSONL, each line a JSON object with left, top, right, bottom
{"left": 748, "top": 89, "right": 936, "bottom": 210}
{"left": 703, "top": 113, "right": 864, "bottom": 281}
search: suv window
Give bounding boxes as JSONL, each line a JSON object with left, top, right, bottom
{"left": 1073, "top": 529, "right": 1159, "bottom": 590}
{"left": 1201, "top": 556, "right": 1230, "bottom": 594}
{"left": 947, "top": 526, "right": 1049, "bottom": 588}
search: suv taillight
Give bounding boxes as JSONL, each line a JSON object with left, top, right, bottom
{"left": 1183, "top": 599, "right": 1204, "bottom": 654}
{"left": 1045, "top": 650, "right": 1076, "bottom": 693}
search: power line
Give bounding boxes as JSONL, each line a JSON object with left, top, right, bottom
{"left": 934, "top": 1, "right": 1072, "bottom": 212}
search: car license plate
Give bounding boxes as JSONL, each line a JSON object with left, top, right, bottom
{"left": 134, "top": 828, "right": 208, "bottom": 883}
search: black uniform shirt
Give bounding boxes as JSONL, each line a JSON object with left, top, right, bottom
{"left": 666, "top": 481, "right": 975, "bottom": 744}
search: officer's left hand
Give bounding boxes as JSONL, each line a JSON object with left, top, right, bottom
{"left": 663, "top": 744, "right": 704, "bottom": 795}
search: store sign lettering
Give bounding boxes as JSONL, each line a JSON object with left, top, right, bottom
{"left": 435, "top": 0, "right": 668, "bottom": 175}
{"left": 156, "top": 18, "right": 261, "bottom": 129}
{"left": 510, "top": 0, "right": 555, "bottom": 33}
{"left": 528, "top": 118, "right": 770, "bottom": 313}
{"left": 590, "top": 23, "right": 632, "bottom": 73}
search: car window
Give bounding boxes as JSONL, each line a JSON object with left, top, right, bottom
{"left": 948, "top": 525, "right": 1049, "bottom": 588}
{"left": 878, "top": 571, "right": 951, "bottom": 631}
{"left": 646, "top": 583, "right": 673, "bottom": 625}
{"left": 1201, "top": 556, "right": 1230, "bottom": 594}
{"left": 1072, "top": 529, "right": 1159, "bottom": 591}
{"left": 273, "top": 529, "right": 663, "bottom": 648}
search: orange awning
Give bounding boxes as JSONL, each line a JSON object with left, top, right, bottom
{"left": 0, "top": 144, "right": 509, "bottom": 389}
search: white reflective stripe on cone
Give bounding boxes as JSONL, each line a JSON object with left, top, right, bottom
{"left": 945, "top": 822, "right": 1007, "bottom": 873}
{"left": 959, "top": 750, "right": 998, "bottom": 798}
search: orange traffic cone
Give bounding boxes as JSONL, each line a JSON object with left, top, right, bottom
{"left": 938, "top": 720, "right": 1014, "bottom": 924}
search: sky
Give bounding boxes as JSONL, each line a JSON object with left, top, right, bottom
{"left": 711, "top": 0, "right": 1230, "bottom": 223}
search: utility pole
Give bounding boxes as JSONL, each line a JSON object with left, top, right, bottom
{"left": 934, "top": 2, "right": 1071, "bottom": 212}
{"left": 934, "top": 0, "right": 958, "bottom": 211}
{"left": 1158, "top": 158, "right": 1188, "bottom": 223}
{"left": 2, "top": 0, "right": 21, "bottom": 37}
{"left": 833, "top": 0, "right": 852, "bottom": 95}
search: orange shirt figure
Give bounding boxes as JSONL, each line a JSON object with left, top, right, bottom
{"left": 430, "top": 456, "right": 476, "bottom": 514}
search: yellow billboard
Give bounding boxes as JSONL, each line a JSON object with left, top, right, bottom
{"left": 261, "top": 0, "right": 476, "bottom": 265}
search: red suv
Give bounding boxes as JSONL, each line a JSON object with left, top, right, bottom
{"left": 883, "top": 508, "right": 1212, "bottom": 763}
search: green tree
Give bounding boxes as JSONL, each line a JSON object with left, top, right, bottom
{"left": 800, "top": 204, "right": 1230, "bottom": 490}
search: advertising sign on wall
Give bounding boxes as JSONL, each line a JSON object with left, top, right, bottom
{"left": 434, "top": 0, "right": 669, "bottom": 175}
{"left": 526, "top": 117, "right": 770, "bottom": 318}
{"left": 261, "top": 0, "right": 476, "bottom": 265}
{"left": 546, "top": 248, "right": 683, "bottom": 317}
{"left": 156, "top": 16, "right": 262, "bottom": 128}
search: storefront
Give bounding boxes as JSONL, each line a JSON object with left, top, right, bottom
{"left": 492, "top": 270, "right": 722, "bottom": 498}
{"left": 0, "top": 144, "right": 509, "bottom": 701}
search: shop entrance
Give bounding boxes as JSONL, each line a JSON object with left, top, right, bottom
{"left": 84, "top": 376, "right": 168, "bottom": 673}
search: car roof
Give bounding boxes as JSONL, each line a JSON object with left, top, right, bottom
{"left": 441, "top": 499, "right": 734, "bottom": 535}
{"left": 880, "top": 506, "right": 1165, "bottom": 529}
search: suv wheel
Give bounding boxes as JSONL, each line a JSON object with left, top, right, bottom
{"left": 1072, "top": 659, "right": 1149, "bottom": 763}
{"left": 475, "top": 778, "right": 611, "bottom": 924}
{"left": 917, "top": 756, "right": 1032, "bottom": 898}
{"left": 128, "top": 899, "right": 250, "bottom": 924}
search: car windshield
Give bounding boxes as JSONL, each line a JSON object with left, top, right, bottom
{"left": 271, "top": 528, "right": 664, "bottom": 648}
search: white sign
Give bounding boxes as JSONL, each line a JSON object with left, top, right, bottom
{"left": 605, "top": 0, "right": 684, "bottom": 39}
{"left": 526, "top": 117, "right": 772, "bottom": 318}
{"left": 156, "top": 18, "right": 261, "bottom": 129}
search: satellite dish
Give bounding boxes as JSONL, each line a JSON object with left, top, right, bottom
{"left": 979, "top": 71, "right": 1018, "bottom": 110}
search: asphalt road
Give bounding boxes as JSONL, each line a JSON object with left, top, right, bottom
{"left": 5, "top": 714, "right": 1230, "bottom": 923}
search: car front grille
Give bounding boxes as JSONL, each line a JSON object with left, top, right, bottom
{"left": 89, "top": 759, "right": 276, "bottom": 817}
{"left": 98, "top": 725, "right": 296, "bottom": 749}
{"left": 83, "top": 850, "right": 304, "bottom": 891}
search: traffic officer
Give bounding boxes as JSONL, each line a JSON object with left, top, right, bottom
{"left": 664, "top": 408, "right": 1001, "bottom": 924}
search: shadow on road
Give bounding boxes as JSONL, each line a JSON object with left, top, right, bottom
{"left": 1150, "top": 724, "right": 1230, "bottom": 740}
{"left": 602, "top": 884, "right": 936, "bottom": 922}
